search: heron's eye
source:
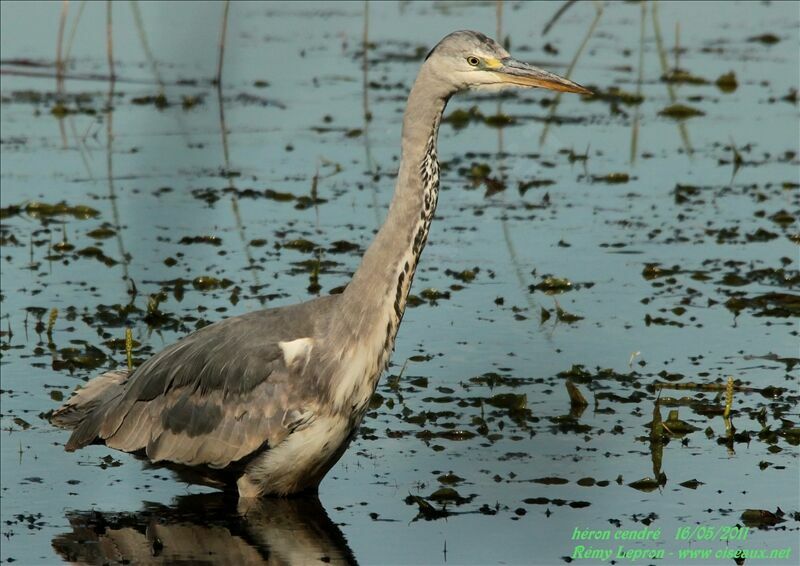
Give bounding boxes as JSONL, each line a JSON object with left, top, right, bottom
{"left": 466, "top": 56, "right": 480, "bottom": 67}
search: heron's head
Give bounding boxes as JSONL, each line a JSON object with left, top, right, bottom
{"left": 425, "top": 30, "right": 590, "bottom": 95}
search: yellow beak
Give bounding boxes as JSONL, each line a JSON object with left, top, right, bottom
{"left": 491, "top": 57, "right": 591, "bottom": 94}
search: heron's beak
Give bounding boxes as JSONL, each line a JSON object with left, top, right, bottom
{"left": 490, "top": 57, "right": 591, "bottom": 94}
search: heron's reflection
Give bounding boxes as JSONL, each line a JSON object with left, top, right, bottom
{"left": 52, "top": 493, "right": 358, "bottom": 565}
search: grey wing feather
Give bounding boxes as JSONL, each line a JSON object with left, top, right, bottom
{"left": 54, "top": 295, "right": 339, "bottom": 469}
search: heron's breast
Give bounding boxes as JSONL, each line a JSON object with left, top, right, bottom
{"left": 243, "top": 413, "right": 354, "bottom": 495}
{"left": 326, "top": 328, "right": 388, "bottom": 417}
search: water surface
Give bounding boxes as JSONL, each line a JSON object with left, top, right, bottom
{"left": 1, "top": 1, "right": 798, "bottom": 564}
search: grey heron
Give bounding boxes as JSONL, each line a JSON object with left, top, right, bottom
{"left": 52, "top": 31, "right": 589, "bottom": 498}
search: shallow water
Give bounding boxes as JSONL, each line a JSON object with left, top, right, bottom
{"left": 1, "top": 1, "right": 798, "bottom": 564}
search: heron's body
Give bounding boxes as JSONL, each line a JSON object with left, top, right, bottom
{"left": 52, "top": 31, "right": 588, "bottom": 497}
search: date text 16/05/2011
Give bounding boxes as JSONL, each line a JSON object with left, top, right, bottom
{"left": 571, "top": 525, "right": 750, "bottom": 543}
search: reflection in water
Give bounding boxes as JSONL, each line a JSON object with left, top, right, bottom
{"left": 52, "top": 493, "right": 357, "bottom": 565}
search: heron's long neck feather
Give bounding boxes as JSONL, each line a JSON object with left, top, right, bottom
{"left": 338, "top": 65, "right": 450, "bottom": 369}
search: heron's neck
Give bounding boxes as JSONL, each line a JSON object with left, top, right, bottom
{"left": 339, "top": 65, "right": 450, "bottom": 358}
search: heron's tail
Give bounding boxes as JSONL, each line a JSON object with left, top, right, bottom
{"left": 50, "top": 369, "right": 130, "bottom": 449}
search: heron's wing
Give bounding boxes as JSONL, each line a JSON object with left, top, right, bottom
{"left": 60, "top": 295, "right": 338, "bottom": 469}
{"left": 106, "top": 375, "right": 313, "bottom": 468}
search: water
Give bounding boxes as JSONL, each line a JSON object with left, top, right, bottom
{"left": 1, "top": 1, "right": 798, "bottom": 564}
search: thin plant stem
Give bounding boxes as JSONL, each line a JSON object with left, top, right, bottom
{"left": 56, "top": 1, "right": 69, "bottom": 147}
{"left": 217, "top": 84, "right": 231, "bottom": 170}
{"left": 539, "top": 1, "right": 602, "bottom": 146}
{"left": 103, "top": 9, "right": 129, "bottom": 288}
{"left": 362, "top": 0, "right": 372, "bottom": 138}
{"left": 654, "top": 381, "right": 754, "bottom": 393}
{"left": 106, "top": 1, "right": 115, "bottom": 80}
{"left": 312, "top": 164, "right": 321, "bottom": 234}
{"left": 496, "top": 0, "right": 548, "bottom": 331}
{"left": 1, "top": 67, "right": 176, "bottom": 86}
{"left": 495, "top": 0, "right": 505, "bottom": 170}
{"left": 47, "top": 308, "right": 58, "bottom": 339}
{"left": 56, "top": 0, "right": 69, "bottom": 93}
{"left": 496, "top": 0, "right": 503, "bottom": 40}
{"left": 129, "top": 0, "right": 165, "bottom": 95}
{"left": 500, "top": 215, "right": 539, "bottom": 316}
{"left": 542, "top": 0, "right": 577, "bottom": 36}
{"left": 652, "top": 0, "right": 692, "bottom": 155}
{"left": 630, "top": 1, "right": 647, "bottom": 164}
{"left": 215, "top": 77, "right": 263, "bottom": 303}
{"left": 216, "top": 0, "right": 230, "bottom": 85}
{"left": 362, "top": 0, "right": 380, "bottom": 228}
{"left": 723, "top": 376, "right": 734, "bottom": 418}
{"left": 68, "top": 117, "right": 94, "bottom": 178}
{"left": 63, "top": 0, "right": 86, "bottom": 64}
{"left": 107, "top": 73, "right": 130, "bottom": 286}
{"left": 125, "top": 328, "right": 134, "bottom": 370}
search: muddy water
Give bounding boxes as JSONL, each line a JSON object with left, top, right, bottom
{"left": 1, "top": 1, "right": 798, "bottom": 564}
